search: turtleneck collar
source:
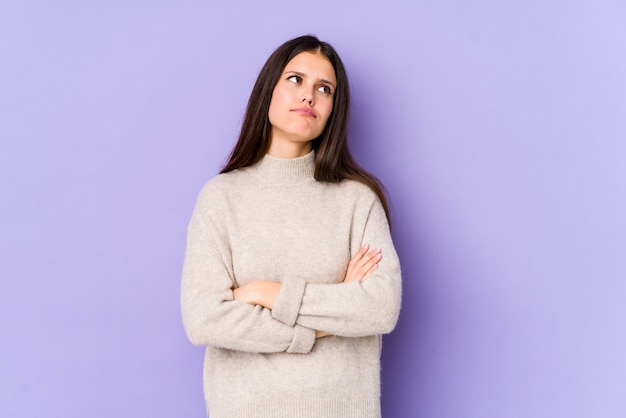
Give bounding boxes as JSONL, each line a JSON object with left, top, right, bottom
{"left": 249, "top": 151, "right": 316, "bottom": 185}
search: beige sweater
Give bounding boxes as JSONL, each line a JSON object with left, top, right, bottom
{"left": 181, "top": 151, "right": 402, "bottom": 418}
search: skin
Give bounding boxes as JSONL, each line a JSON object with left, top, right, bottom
{"left": 267, "top": 51, "right": 336, "bottom": 158}
{"left": 233, "top": 51, "right": 382, "bottom": 337}
{"left": 234, "top": 244, "right": 382, "bottom": 338}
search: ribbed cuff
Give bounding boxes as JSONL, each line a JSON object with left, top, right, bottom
{"left": 286, "top": 324, "right": 315, "bottom": 354}
{"left": 211, "top": 395, "right": 381, "bottom": 417}
{"left": 272, "top": 277, "right": 306, "bottom": 326}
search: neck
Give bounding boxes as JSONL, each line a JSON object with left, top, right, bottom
{"left": 267, "top": 137, "right": 313, "bottom": 159}
{"left": 252, "top": 151, "right": 316, "bottom": 185}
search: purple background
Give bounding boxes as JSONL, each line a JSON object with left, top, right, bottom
{"left": 1, "top": 1, "right": 625, "bottom": 417}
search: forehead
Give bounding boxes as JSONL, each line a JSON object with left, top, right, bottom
{"left": 283, "top": 51, "right": 336, "bottom": 84}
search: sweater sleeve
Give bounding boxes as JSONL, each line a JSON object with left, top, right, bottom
{"left": 180, "top": 183, "right": 316, "bottom": 354}
{"left": 271, "top": 195, "right": 402, "bottom": 337}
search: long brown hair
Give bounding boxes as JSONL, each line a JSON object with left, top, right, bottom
{"left": 221, "top": 35, "right": 391, "bottom": 224}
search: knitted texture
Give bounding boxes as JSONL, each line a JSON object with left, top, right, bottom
{"left": 181, "top": 151, "right": 402, "bottom": 418}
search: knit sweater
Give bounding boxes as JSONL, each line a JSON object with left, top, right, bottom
{"left": 181, "top": 151, "right": 402, "bottom": 418}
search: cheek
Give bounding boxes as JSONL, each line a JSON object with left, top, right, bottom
{"left": 268, "top": 86, "right": 291, "bottom": 122}
{"left": 267, "top": 93, "right": 283, "bottom": 125}
{"left": 267, "top": 99, "right": 277, "bottom": 125}
{"left": 320, "top": 101, "right": 334, "bottom": 123}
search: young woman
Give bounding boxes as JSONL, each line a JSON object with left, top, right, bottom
{"left": 181, "top": 35, "right": 402, "bottom": 418}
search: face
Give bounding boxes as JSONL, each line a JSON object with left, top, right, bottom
{"left": 267, "top": 51, "right": 336, "bottom": 157}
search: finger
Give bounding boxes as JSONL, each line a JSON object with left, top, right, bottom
{"left": 351, "top": 248, "right": 379, "bottom": 267}
{"left": 353, "top": 250, "right": 382, "bottom": 282}
{"left": 356, "top": 252, "right": 382, "bottom": 275}
{"left": 357, "top": 243, "right": 370, "bottom": 255}
{"left": 358, "top": 260, "right": 380, "bottom": 282}
{"left": 353, "top": 249, "right": 381, "bottom": 271}
{"left": 348, "top": 244, "right": 370, "bottom": 267}
{"left": 344, "top": 245, "right": 383, "bottom": 283}
{"left": 361, "top": 248, "right": 381, "bottom": 263}
{"left": 344, "top": 244, "right": 371, "bottom": 281}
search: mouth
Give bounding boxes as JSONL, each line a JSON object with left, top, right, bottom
{"left": 291, "top": 108, "right": 316, "bottom": 118}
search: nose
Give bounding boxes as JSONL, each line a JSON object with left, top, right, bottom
{"left": 300, "top": 86, "right": 315, "bottom": 105}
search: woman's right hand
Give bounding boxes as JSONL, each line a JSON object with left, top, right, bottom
{"left": 343, "top": 244, "right": 382, "bottom": 284}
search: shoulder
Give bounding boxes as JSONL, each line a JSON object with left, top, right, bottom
{"left": 311, "top": 179, "right": 386, "bottom": 225}
{"left": 336, "top": 180, "right": 390, "bottom": 230}
{"left": 192, "top": 169, "right": 250, "bottom": 215}
{"left": 197, "top": 168, "right": 250, "bottom": 197}
{"left": 335, "top": 179, "right": 381, "bottom": 205}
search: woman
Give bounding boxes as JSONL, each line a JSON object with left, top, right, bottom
{"left": 181, "top": 35, "right": 401, "bottom": 418}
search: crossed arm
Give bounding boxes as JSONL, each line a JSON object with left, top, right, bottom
{"left": 232, "top": 244, "right": 383, "bottom": 337}
{"left": 182, "top": 183, "right": 401, "bottom": 352}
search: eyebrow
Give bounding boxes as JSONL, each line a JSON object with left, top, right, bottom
{"left": 284, "top": 70, "right": 336, "bottom": 90}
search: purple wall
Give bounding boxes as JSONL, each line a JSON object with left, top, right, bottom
{"left": 1, "top": 1, "right": 625, "bottom": 417}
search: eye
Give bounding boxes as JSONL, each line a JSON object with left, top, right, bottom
{"left": 317, "top": 85, "right": 332, "bottom": 95}
{"left": 287, "top": 75, "right": 302, "bottom": 84}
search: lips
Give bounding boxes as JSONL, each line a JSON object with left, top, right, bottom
{"left": 291, "top": 108, "right": 316, "bottom": 118}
